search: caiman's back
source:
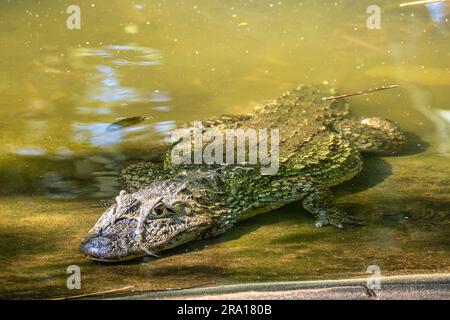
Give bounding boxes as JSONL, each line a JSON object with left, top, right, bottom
{"left": 170, "top": 84, "right": 363, "bottom": 187}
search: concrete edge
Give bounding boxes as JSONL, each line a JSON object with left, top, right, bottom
{"left": 109, "top": 273, "right": 450, "bottom": 300}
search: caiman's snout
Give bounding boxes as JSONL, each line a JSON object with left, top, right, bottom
{"left": 80, "top": 186, "right": 216, "bottom": 262}
{"left": 79, "top": 235, "right": 117, "bottom": 261}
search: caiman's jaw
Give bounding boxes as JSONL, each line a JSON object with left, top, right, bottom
{"left": 80, "top": 186, "right": 214, "bottom": 262}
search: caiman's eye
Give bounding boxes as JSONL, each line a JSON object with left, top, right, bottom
{"left": 152, "top": 203, "right": 166, "bottom": 216}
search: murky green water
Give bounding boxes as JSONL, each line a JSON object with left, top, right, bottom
{"left": 0, "top": 0, "right": 449, "bottom": 299}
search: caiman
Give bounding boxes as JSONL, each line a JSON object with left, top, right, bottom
{"left": 80, "top": 85, "right": 406, "bottom": 262}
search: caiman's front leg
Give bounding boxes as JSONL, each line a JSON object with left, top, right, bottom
{"left": 301, "top": 178, "right": 362, "bottom": 229}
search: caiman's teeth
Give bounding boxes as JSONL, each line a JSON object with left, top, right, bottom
{"left": 142, "top": 247, "right": 159, "bottom": 258}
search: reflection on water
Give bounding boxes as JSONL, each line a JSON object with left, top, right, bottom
{"left": 41, "top": 172, "right": 81, "bottom": 199}
{"left": 0, "top": 0, "right": 448, "bottom": 202}
{"left": 405, "top": 85, "right": 450, "bottom": 157}
{"left": 74, "top": 122, "right": 123, "bottom": 146}
{"left": 3, "top": 41, "right": 172, "bottom": 198}
{"left": 0, "top": 0, "right": 449, "bottom": 298}
{"left": 426, "top": 2, "right": 448, "bottom": 24}
{"left": 73, "top": 45, "right": 163, "bottom": 106}
{"left": 11, "top": 147, "right": 46, "bottom": 157}
{"left": 71, "top": 45, "right": 162, "bottom": 67}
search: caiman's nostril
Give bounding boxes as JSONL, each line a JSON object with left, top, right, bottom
{"left": 79, "top": 236, "right": 113, "bottom": 260}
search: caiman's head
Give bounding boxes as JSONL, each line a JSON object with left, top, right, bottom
{"left": 79, "top": 179, "right": 216, "bottom": 262}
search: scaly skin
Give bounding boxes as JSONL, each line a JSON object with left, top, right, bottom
{"left": 80, "top": 85, "right": 406, "bottom": 262}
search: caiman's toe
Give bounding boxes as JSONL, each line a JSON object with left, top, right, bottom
{"left": 314, "top": 211, "right": 364, "bottom": 229}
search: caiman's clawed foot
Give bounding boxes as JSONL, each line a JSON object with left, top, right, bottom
{"left": 301, "top": 178, "right": 364, "bottom": 229}
{"left": 314, "top": 209, "right": 364, "bottom": 229}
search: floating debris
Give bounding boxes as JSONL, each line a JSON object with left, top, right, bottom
{"left": 322, "top": 85, "right": 399, "bottom": 101}
{"left": 106, "top": 116, "right": 151, "bottom": 132}
{"left": 399, "top": 0, "right": 448, "bottom": 7}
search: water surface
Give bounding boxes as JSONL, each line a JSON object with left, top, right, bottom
{"left": 0, "top": 0, "right": 449, "bottom": 299}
